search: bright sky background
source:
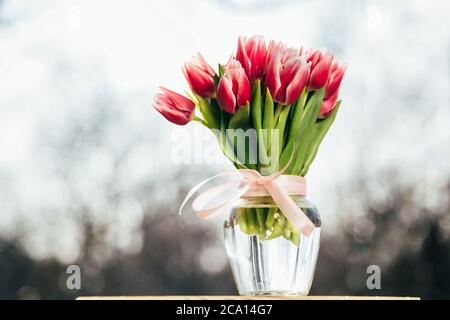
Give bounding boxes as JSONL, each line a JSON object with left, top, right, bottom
{"left": 0, "top": 0, "right": 449, "bottom": 263}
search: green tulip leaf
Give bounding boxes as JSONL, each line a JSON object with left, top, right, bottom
{"left": 262, "top": 88, "right": 274, "bottom": 131}
{"left": 287, "top": 88, "right": 308, "bottom": 143}
{"left": 215, "top": 110, "right": 247, "bottom": 169}
{"left": 227, "top": 102, "right": 258, "bottom": 168}
{"left": 218, "top": 64, "right": 225, "bottom": 77}
{"left": 194, "top": 93, "right": 221, "bottom": 129}
{"left": 300, "top": 101, "right": 341, "bottom": 175}
{"left": 251, "top": 80, "right": 270, "bottom": 171}
{"left": 280, "top": 88, "right": 325, "bottom": 175}
{"left": 229, "top": 102, "right": 250, "bottom": 130}
{"left": 214, "top": 64, "right": 226, "bottom": 87}
{"left": 291, "top": 89, "right": 325, "bottom": 174}
{"left": 251, "top": 80, "right": 262, "bottom": 131}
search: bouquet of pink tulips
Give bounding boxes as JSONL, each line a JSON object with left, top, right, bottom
{"left": 154, "top": 35, "right": 346, "bottom": 245}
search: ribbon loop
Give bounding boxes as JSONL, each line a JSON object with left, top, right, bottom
{"left": 179, "top": 169, "right": 315, "bottom": 237}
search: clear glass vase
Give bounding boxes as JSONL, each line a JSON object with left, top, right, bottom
{"left": 223, "top": 196, "right": 321, "bottom": 296}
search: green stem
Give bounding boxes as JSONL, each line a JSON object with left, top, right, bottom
{"left": 290, "top": 224, "right": 300, "bottom": 246}
{"left": 273, "top": 104, "right": 283, "bottom": 126}
{"left": 268, "top": 214, "right": 285, "bottom": 239}
{"left": 282, "top": 223, "right": 292, "bottom": 240}
{"left": 251, "top": 80, "right": 266, "bottom": 171}
{"left": 262, "top": 89, "right": 274, "bottom": 154}
{"left": 237, "top": 208, "right": 248, "bottom": 234}
{"left": 192, "top": 115, "right": 208, "bottom": 128}
{"left": 246, "top": 208, "right": 258, "bottom": 235}
{"left": 287, "top": 89, "right": 308, "bottom": 142}
{"left": 194, "top": 94, "right": 220, "bottom": 129}
{"left": 265, "top": 207, "right": 278, "bottom": 230}
{"left": 274, "top": 105, "right": 291, "bottom": 159}
{"left": 255, "top": 208, "right": 267, "bottom": 237}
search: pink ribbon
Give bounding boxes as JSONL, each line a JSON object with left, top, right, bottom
{"left": 179, "top": 169, "right": 315, "bottom": 237}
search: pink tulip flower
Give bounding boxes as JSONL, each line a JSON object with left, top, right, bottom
{"left": 307, "top": 49, "right": 333, "bottom": 90}
{"left": 153, "top": 87, "right": 195, "bottom": 125}
{"left": 236, "top": 35, "right": 267, "bottom": 81}
{"left": 320, "top": 89, "right": 339, "bottom": 118}
{"left": 325, "top": 61, "right": 346, "bottom": 99}
{"left": 217, "top": 59, "right": 251, "bottom": 114}
{"left": 266, "top": 47, "right": 310, "bottom": 105}
{"left": 182, "top": 53, "right": 216, "bottom": 98}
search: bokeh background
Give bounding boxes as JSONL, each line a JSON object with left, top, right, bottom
{"left": 0, "top": 0, "right": 449, "bottom": 299}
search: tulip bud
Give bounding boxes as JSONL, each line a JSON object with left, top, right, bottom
{"left": 266, "top": 48, "right": 310, "bottom": 105}
{"left": 307, "top": 49, "right": 333, "bottom": 90}
{"left": 153, "top": 87, "right": 195, "bottom": 125}
{"left": 325, "top": 62, "right": 346, "bottom": 99}
{"left": 319, "top": 89, "right": 339, "bottom": 118}
{"left": 217, "top": 60, "right": 251, "bottom": 114}
{"left": 182, "top": 53, "right": 216, "bottom": 98}
{"left": 236, "top": 35, "right": 267, "bottom": 81}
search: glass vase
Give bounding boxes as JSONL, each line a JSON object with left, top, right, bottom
{"left": 223, "top": 196, "right": 321, "bottom": 296}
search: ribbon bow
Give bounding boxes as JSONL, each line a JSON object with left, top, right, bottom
{"left": 179, "top": 169, "right": 315, "bottom": 237}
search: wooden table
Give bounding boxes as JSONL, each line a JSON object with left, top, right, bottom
{"left": 77, "top": 296, "right": 420, "bottom": 300}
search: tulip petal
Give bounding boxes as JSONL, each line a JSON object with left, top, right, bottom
{"left": 308, "top": 53, "right": 333, "bottom": 90}
{"left": 325, "top": 63, "right": 346, "bottom": 99}
{"left": 196, "top": 52, "right": 216, "bottom": 77}
{"left": 183, "top": 62, "right": 215, "bottom": 98}
{"left": 182, "top": 54, "right": 215, "bottom": 98}
{"left": 266, "top": 40, "right": 285, "bottom": 69}
{"left": 160, "top": 87, "right": 195, "bottom": 113}
{"left": 236, "top": 69, "right": 251, "bottom": 107}
{"left": 153, "top": 88, "right": 195, "bottom": 125}
{"left": 320, "top": 89, "right": 339, "bottom": 118}
{"left": 154, "top": 102, "right": 191, "bottom": 125}
{"left": 265, "top": 53, "right": 282, "bottom": 101}
{"left": 217, "top": 75, "right": 237, "bottom": 114}
{"left": 245, "top": 35, "right": 266, "bottom": 80}
{"left": 236, "top": 36, "right": 252, "bottom": 79}
{"left": 285, "top": 63, "right": 310, "bottom": 105}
